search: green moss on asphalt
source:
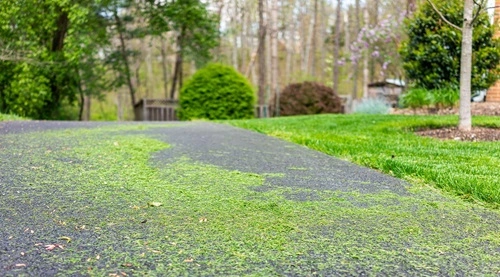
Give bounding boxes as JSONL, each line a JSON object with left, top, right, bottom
{"left": 1, "top": 125, "right": 499, "bottom": 276}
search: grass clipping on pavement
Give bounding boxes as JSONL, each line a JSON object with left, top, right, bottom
{"left": 228, "top": 114, "right": 500, "bottom": 207}
{"left": 1, "top": 125, "right": 499, "bottom": 275}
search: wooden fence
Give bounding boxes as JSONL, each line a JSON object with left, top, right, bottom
{"left": 134, "top": 98, "right": 178, "bottom": 121}
{"left": 134, "top": 99, "right": 273, "bottom": 121}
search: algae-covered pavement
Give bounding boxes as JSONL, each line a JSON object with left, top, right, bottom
{"left": 1, "top": 121, "right": 499, "bottom": 276}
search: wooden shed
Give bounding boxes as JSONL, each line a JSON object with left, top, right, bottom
{"left": 134, "top": 99, "right": 178, "bottom": 121}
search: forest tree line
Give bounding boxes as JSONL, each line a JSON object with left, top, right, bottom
{"left": 0, "top": 0, "right": 498, "bottom": 121}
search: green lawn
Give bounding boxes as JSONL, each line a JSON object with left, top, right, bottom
{"left": 228, "top": 114, "right": 500, "bottom": 208}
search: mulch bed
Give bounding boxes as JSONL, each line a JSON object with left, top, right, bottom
{"left": 416, "top": 127, "right": 500, "bottom": 142}
{"left": 394, "top": 102, "right": 500, "bottom": 141}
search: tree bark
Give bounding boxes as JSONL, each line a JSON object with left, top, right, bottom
{"left": 351, "top": 0, "right": 360, "bottom": 102}
{"left": 363, "top": 7, "right": 369, "bottom": 98}
{"left": 285, "top": 2, "right": 295, "bottom": 86}
{"left": 319, "top": 0, "right": 327, "bottom": 83}
{"left": 311, "top": 0, "right": 319, "bottom": 76}
{"left": 459, "top": 0, "right": 474, "bottom": 131}
{"left": 407, "top": 0, "right": 417, "bottom": 16}
{"left": 160, "top": 37, "right": 169, "bottom": 98}
{"left": 170, "top": 29, "right": 184, "bottom": 100}
{"left": 258, "top": 0, "right": 267, "bottom": 107}
{"left": 333, "top": 0, "right": 342, "bottom": 93}
{"left": 113, "top": 9, "right": 136, "bottom": 113}
{"left": 270, "top": 0, "right": 279, "bottom": 115}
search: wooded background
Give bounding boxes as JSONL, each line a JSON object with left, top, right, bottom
{"left": 0, "top": 0, "right": 468, "bottom": 120}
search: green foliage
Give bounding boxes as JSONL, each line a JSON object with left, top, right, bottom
{"left": 178, "top": 63, "right": 255, "bottom": 120}
{"left": 401, "top": 88, "right": 432, "bottom": 109}
{"left": 274, "top": 82, "right": 343, "bottom": 116}
{"left": 401, "top": 88, "right": 459, "bottom": 109}
{"left": 0, "top": 113, "right": 26, "bottom": 121}
{"left": 354, "top": 98, "right": 390, "bottom": 114}
{"left": 431, "top": 88, "right": 460, "bottom": 108}
{"left": 147, "top": 0, "right": 219, "bottom": 67}
{"left": 0, "top": 0, "right": 112, "bottom": 119}
{"left": 400, "top": 0, "right": 500, "bottom": 91}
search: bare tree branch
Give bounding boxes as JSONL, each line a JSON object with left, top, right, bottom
{"left": 471, "top": 0, "right": 488, "bottom": 24}
{"left": 426, "top": 0, "right": 462, "bottom": 31}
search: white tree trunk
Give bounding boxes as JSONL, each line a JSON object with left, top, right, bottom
{"left": 459, "top": 0, "right": 474, "bottom": 132}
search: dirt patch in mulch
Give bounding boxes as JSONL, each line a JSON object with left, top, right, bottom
{"left": 416, "top": 127, "right": 500, "bottom": 142}
{"left": 394, "top": 102, "right": 500, "bottom": 141}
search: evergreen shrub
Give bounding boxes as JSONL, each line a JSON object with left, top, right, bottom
{"left": 178, "top": 63, "right": 255, "bottom": 120}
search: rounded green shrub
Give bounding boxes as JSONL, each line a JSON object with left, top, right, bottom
{"left": 272, "top": 82, "right": 343, "bottom": 116}
{"left": 178, "top": 63, "right": 255, "bottom": 120}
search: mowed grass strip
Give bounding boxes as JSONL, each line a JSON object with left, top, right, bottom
{"left": 228, "top": 114, "right": 500, "bottom": 207}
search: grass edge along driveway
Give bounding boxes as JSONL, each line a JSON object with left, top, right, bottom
{"left": 227, "top": 114, "right": 500, "bottom": 208}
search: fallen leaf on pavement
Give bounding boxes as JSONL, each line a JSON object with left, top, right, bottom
{"left": 45, "top": 244, "right": 64, "bottom": 251}
{"left": 59, "top": 236, "right": 71, "bottom": 243}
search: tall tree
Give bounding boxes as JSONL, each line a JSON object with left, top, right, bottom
{"left": 401, "top": 0, "right": 500, "bottom": 131}
{"left": 332, "top": 0, "right": 342, "bottom": 93}
{"left": 148, "top": 0, "right": 219, "bottom": 99}
{"left": 352, "top": 0, "right": 360, "bottom": 101}
{"left": 257, "top": 0, "right": 267, "bottom": 110}
{"left": 458, "top": 0, "right": 474, "bottom": 131}
{"left": 270, "top": 0, "right": 279, "bottom": 115}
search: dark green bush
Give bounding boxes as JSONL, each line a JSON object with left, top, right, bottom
{"left": 178, "top": 63, "right": 255, "bottom": 120}
{"left": 272, "top": 82, "right": 343, "bottom": 116}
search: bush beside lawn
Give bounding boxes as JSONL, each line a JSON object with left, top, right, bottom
{"left": 0, "top": 113, "right": 26, "bottom": 121}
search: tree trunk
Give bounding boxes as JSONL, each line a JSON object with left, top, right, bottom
{"left": 407, "top": 0, "right": 417, "bottom": 16}
{"left": 160, "top": 37, "right": 169, "bottom": 98}
{"left": 362, "top": 7, "right": 369, "bottom": 98}
{"left": 311, "top": 0, "right": 319, "bottom": 76}
{"left": 369, "top": 0, "right": 379, "bottom": 82}
{"left": 302, "top": 12, "right": 314, "bottom": 75}
{"left": 270, "top": 0, "right": 279, "bottom": 115}
{"left": 258, "top": 0, "right": 267, "bottom": 107}
{"left": 351, "top": 0, "right": 360, "bottom": 102}
{"left": 333, "top": 0, "right": 342, "bottom": 93}
{"left": 170, "top": 31, "right": 184, "bottom": 100}
{"left": 114, "top": 10, "right": 136, "bottom": 114}
{"left": 458, "top": 0, "right": 474, "bottom": 132}
{"left": 319, "top": 0, "right": 327, "bottom": 83}
{"left": 285, "top": 0, "right": 297, "bottom": 85}
{"left": 146, "top": 40, "right": 154, "bottom": 98}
